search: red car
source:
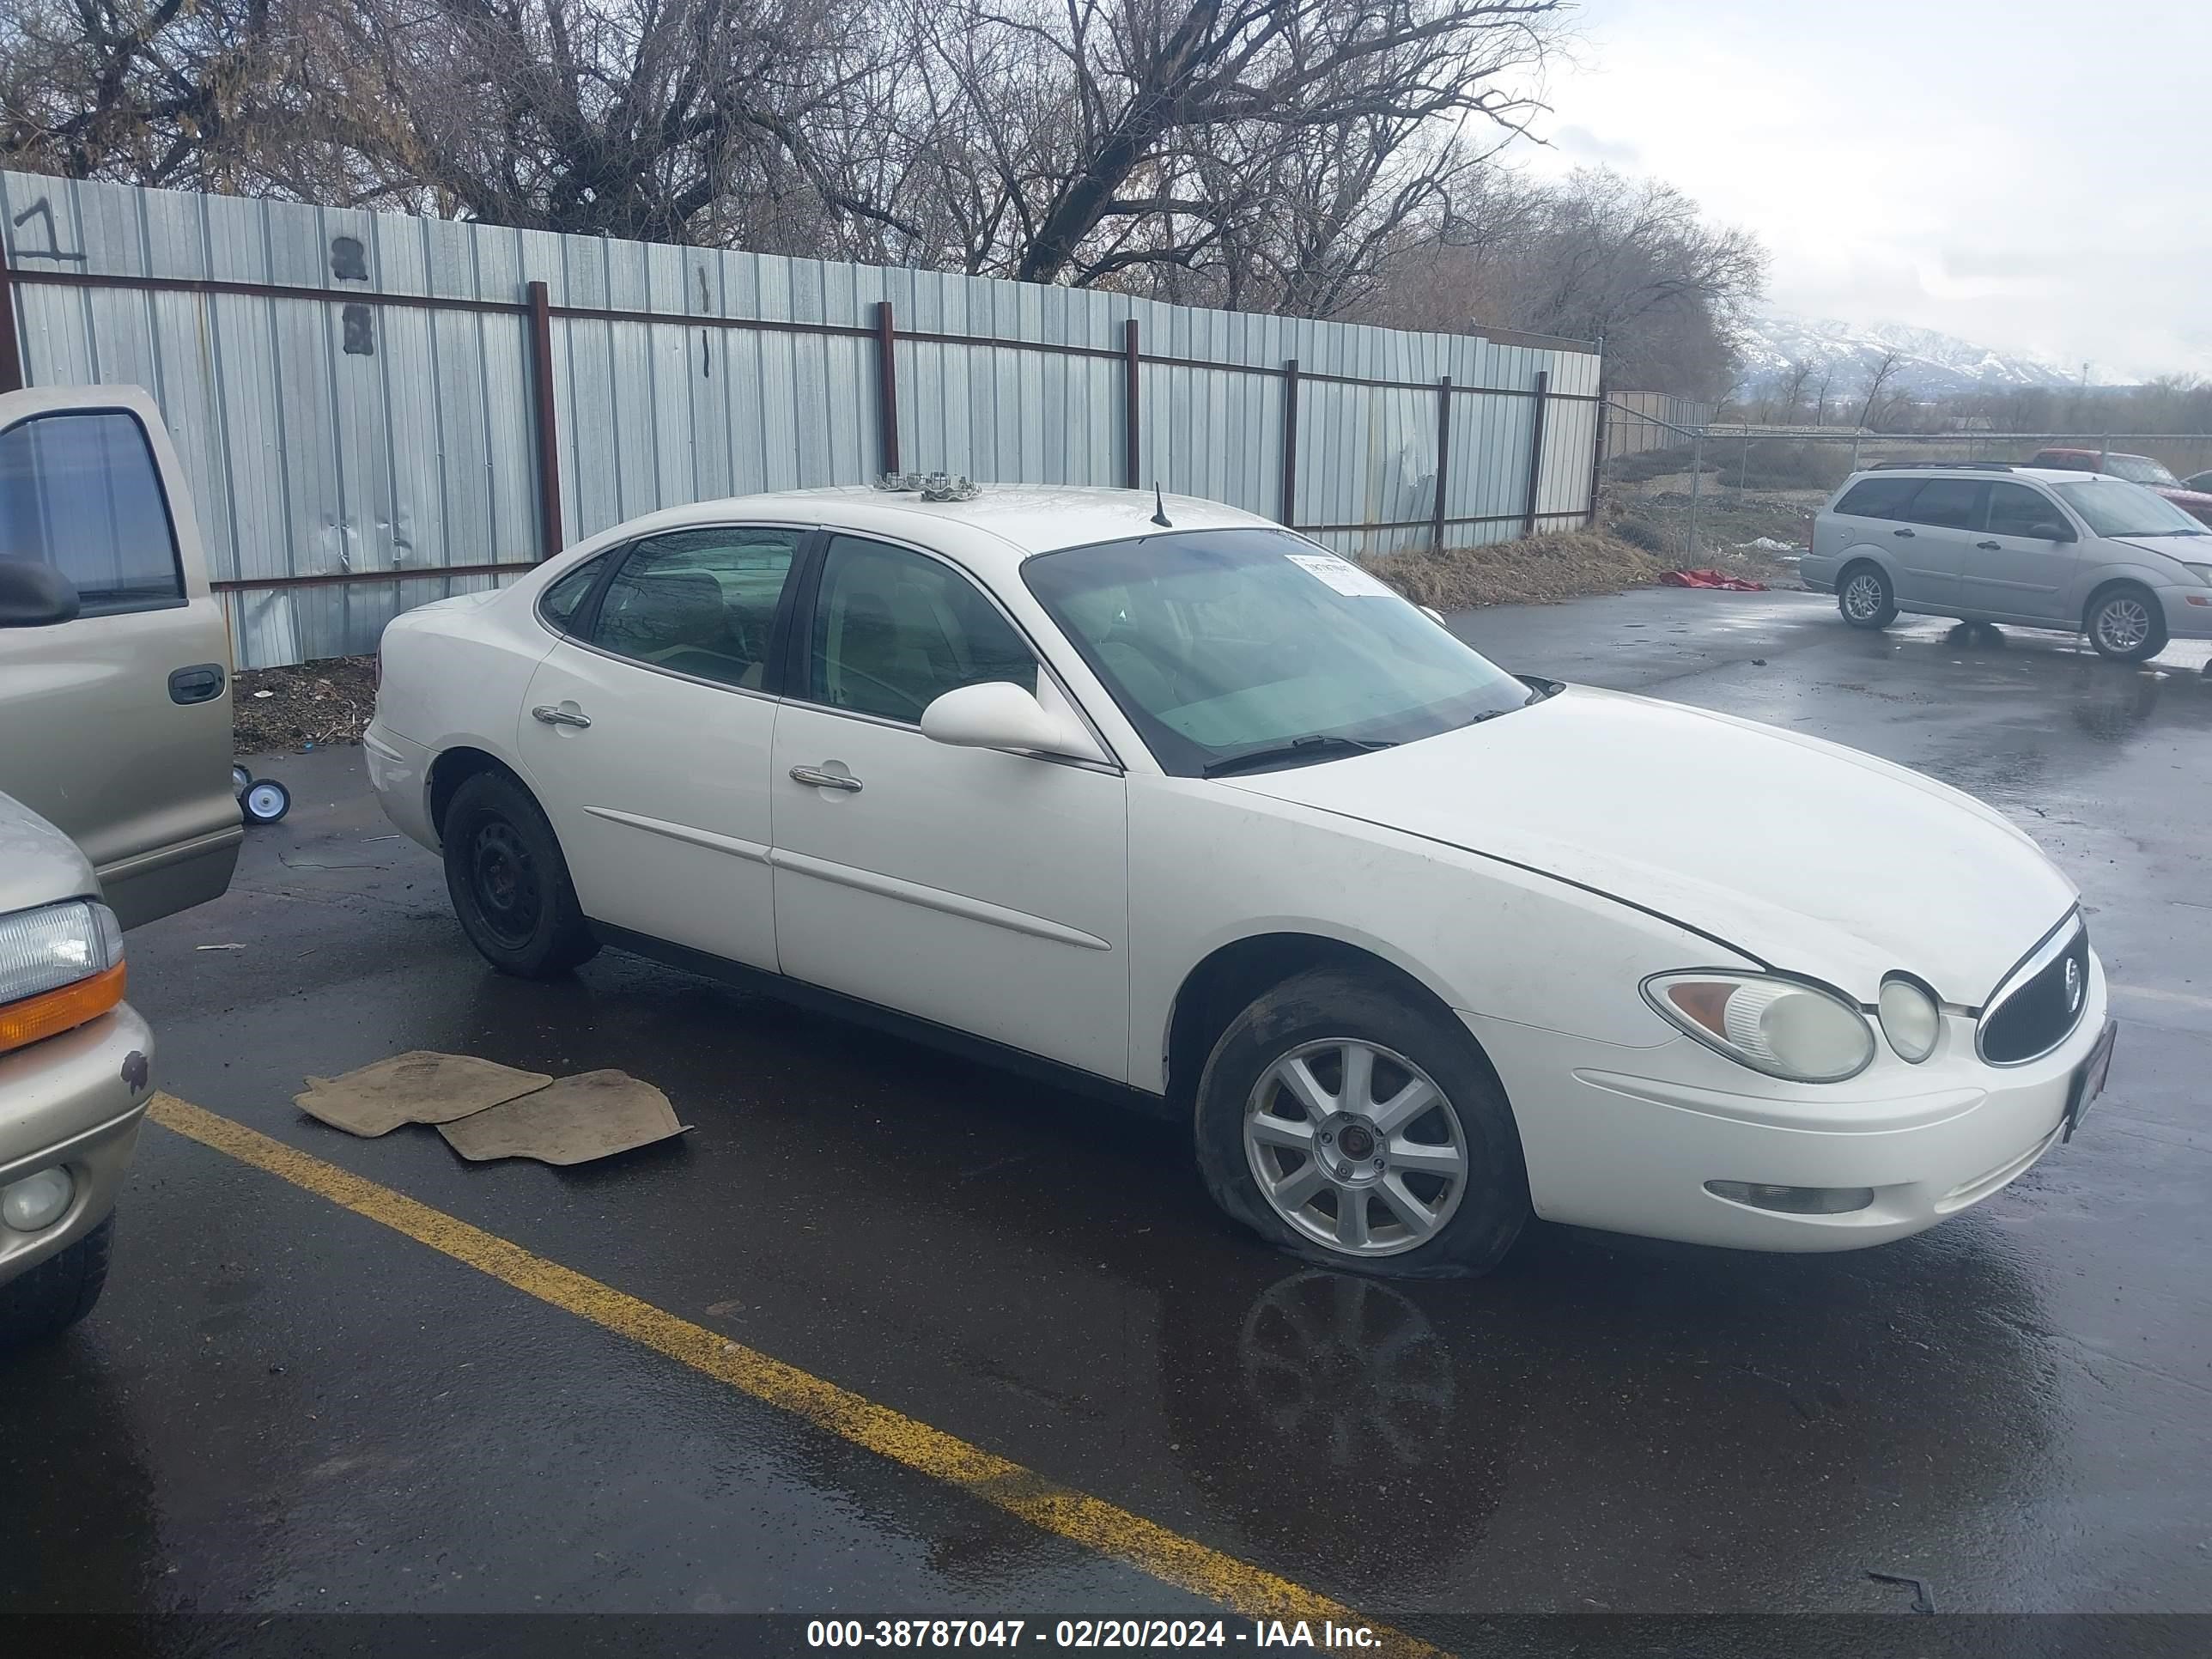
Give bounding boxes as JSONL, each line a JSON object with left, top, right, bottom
{"left": 2029, "top": 447, "right": 2212, "bottom": 525}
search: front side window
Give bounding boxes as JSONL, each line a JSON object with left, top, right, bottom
{"left": 0, "top": 410, "right": 183, "bottom": 615}
{"left": 586, "top": 526, "right": 799, "bottom": 690}
{"left": 2056, "top": 479, "right": 2208, "bottom": 539}
{"left": 1984, "top": 482, "right": 2069, "bottom": 538}
{"left": 1902, "top": 478, "right": 1984, "bottom": 529}
{"left": 807, "top": 536, "right": 1036, "bottom": 723}
{"left": 1022, "top": 528, "right": 1534, "bottom": 778}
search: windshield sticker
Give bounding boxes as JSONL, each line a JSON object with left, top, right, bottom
{"left": 1287, "top": 552, "right": 1394, "bottom": 598}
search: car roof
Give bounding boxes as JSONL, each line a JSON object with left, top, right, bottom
{"left": 582, "top": 484, "right": 1279, "bottom": 578}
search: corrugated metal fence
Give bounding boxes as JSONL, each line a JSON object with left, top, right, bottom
{"left": 1602, "top": 391, "right": 1717, "bottom": 459}
{"left": 0, "top": 168, "right": 1603, "bottom": 669}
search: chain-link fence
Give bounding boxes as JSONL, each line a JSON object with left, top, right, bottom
{"left": 1596, "top": 405, "right": 2212, "bottom": 569}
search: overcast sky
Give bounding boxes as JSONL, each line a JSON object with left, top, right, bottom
{"left": 1511, "top": 0, "right": 2206, "bottom": 381}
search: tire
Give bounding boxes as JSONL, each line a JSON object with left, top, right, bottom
{"left": 0, "top": 1215, "right": 114, "bottom": 1348}
{"left": 1193, "top": 968, "right": 1529, "bottom": 1279}
{"left": 2084, "top": 584, "right": 2167, "bottom": 663}
{"left": 441, "top": 770, "right": 599, "bottom": 978}
{"left": 1838, "top": 562, "right": 1898, "bottom": 629}
{"left": 231, "top": 763, "right": 253, "bottom": 797}
{"left": 241, "top": 778, "right": 291, "bottom": 824}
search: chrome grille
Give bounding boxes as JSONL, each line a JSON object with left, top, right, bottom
{"left": 1978, "top": 918, "right": 2090, "bottom": 1066}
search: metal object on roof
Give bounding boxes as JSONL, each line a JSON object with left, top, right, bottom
{"left": 876, "top": 471, "right": 981, "bottom": 501}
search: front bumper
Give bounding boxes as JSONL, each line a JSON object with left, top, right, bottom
{"left": 1466, "top": 962, "right": 2109, "bottom": 1252}
{"left": 0, "top": 1004, "right": 155, "bottom": 1286}
{"left": 2155, "top": 584, "right": 2212, "bottom": 641}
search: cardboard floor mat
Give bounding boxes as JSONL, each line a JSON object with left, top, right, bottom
{"left": 296, "top": 1051, "right": 554, "bottom": 1137}
{"left": 435, "top": 1068, "right": 693, "bottom": 1165}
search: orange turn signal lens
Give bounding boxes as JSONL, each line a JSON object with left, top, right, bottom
{"left": 0, "top": 961, "right": 126, "bottom": 1055}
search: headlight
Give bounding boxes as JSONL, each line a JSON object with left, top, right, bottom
{"left": 0, "top": 900, "right": 126, "bottom": 1055}
{"left": 1644, "top": 971, "right": 1875, "bottom": 1083}
{"left": 1877, "top": 975, "right": 1941, "bottom": 1063}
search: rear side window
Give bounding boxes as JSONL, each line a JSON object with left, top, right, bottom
{"left": 586, "top": 526, "right": 801, "bottom": 691}
{"left": 538, "top": 556, "right": 605, "bottom": 632}
{"left": 0, "top": 410, "right": 184, "bottom": 615}
{"left": 1832, "top": 477, "right": 1919, "bottom": 520}
{"left": 1902, "top": 478, "right": 1983, "bottom": 529}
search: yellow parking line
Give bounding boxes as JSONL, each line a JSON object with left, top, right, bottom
{"left": 149, "top": 1094, "right": 1437, "bottom": 1652}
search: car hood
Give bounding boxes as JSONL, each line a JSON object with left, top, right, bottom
{"left": 0, "top": 789, "right": 99, "bottom": 911}
{"left": 2110, "top": 532, "right": 2212, "bottom": 560}
{"left": 1219, "top": 685, "right": 2075, "bottom": 1005}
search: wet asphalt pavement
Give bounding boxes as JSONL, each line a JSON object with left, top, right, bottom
{"left": 4, "top": 589, "right": 2209, "bottom": 1632}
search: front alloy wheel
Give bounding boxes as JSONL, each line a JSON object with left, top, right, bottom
{"left": 1244, "top": 1039, "right": 1468, "bottom": 1258}
{"left": 2087, "top": 589, "right": 2166, "bottom": 662}
{"left": 1194, "top": 967, "right": 1528, "bottom": 1279}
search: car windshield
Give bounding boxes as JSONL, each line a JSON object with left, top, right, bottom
{"left": 2055, "top": 478, "right": 2205, "bottom": 538}
{"left": 2103, "top": 454, "right": 2179, "bottom": 486}
{"left": 1022, "top": 527, "right": 1534, "bottom": 777}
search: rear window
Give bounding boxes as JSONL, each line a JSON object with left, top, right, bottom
{"left": 0, "top": 409, "right": 185, "bottom": 616}
{"left": 1832, "top": 477, "right": 1920, "bottom": 520}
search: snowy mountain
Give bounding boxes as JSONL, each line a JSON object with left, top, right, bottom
{"left": 1735, "top": 309, "right": 2087, "bottom": 400}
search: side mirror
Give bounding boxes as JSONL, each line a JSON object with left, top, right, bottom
{"left": 2028, "top": 521, "right": 2075, "bottom": 543}
{"left": 0, "top": 560, "right": 79, "bottom": 628}
{"left": 921, "top": 681, "right": 1105, "bottom": 763}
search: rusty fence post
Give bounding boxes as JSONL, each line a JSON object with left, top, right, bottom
{"left": 1520, "top": 369, "right": 1551, "bottom": 538}
{"left": 0, "top": 240, "right": 25, "bottom": 394}
{"left": 1431, "top": 376, "right": 1452, "bottom": 554}
{"left": 1587, "top": 379, "right": 1608, "bottom": 527}
{"left": 1279, "top": 359, "right": 1300, "bottom": 526}
{"left": 526, "top": 280, "right": 564, "bottom": 561}
{"left": 1122, "top": 319, "right": 1142, "bottom": 490}
{"left": 875, "top": 301, "right": 901, "bottom": 477}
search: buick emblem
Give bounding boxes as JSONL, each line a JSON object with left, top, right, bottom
{"left": 2064, "top": 957, "right": 2084, "bottom": 1014}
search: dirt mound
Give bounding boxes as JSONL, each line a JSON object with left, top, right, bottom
{"left": 1366, "top": 528, "right": 1665, "bottom": 611}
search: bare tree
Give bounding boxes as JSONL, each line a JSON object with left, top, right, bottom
{"left": 888, "top": 0, "right": 1565, "bottom": 295}
{"left": 1772, "top": 357, "right": 1813, "bottom": 425}
{"left": 1856, "top": 347, "right": 1905, "bottom": 430}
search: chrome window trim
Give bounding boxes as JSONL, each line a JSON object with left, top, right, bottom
{"left": 1976, "top": 908, "right": 2087, "bottom": 1067}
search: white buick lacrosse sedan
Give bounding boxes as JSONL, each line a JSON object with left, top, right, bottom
{"left": 367, "top": 483, "right": 2114, "bottom": 1277}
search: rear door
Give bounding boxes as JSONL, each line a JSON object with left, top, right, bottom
{"left": 1960, "top": 480, "right": 2084, "bottom": 622}
{"left": 0, "top": 386, "right": 239, "bottom": 927}
{"left": 1885, "top": 477, "right": 1985, "bottom": 611}
{"left": 517, "top": 522, "right": 805, "bottom": 971}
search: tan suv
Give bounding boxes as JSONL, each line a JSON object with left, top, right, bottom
{"left": 0, "top": 386, "right": 241, "bottom": 924}
{"left": 0, "top": 385, "right": 239, "bottom": 1344}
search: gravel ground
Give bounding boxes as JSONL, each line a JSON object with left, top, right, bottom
{"left": 232, "top": 655, "right": 378, "bottom": 757}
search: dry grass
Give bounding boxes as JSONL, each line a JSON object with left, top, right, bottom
{"left": 233, "top": 654, "right": 378, "bottom": 756}
{"left": 1365, "top": 528, "right": 1667, "bottom": 611}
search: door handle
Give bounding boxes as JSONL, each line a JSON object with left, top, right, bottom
{"left": 1975, "top": 540, "right": 2002, "bottom": 550}
{"left": 1892, "top": 526, "right": 1916, "bottom": 538}
{"left": 167, "top": 662, "right": 225, "bottom": 705}
{"left": 532, "top": 705, "right": 591, "bottom": 728}
{"left": 789, "top": 765, "right": 862, "bottom": 793}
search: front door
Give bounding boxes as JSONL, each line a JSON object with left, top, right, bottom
{"left": 1960, "top": 480, "right": 2085, "bottom": 623}
{"left": 0, "top": 388, "right": 240, "bottom": 927}
{"left": 769, "top": 533, "right": 1131, "bottom": 1082}
{"left": 518, "top": 523, "right": 804, "bottom": 971}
